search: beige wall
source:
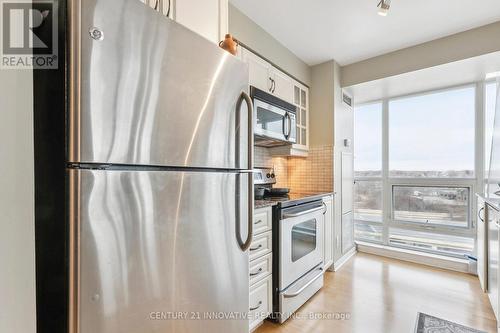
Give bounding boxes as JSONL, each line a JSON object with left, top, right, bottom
{"left": 0, "top": 69, "right": 37, "bottom": 333}
{"left": 228, "top": 4, "right": 311, "bottom": 86}
{"left": 342, "top": 21, "right": 500, "bottom": 87}
{"left": 309, "top": 61, "right": 335, "bottom": 147}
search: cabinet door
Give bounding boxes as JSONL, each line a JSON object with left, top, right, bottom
{"left": 293, "top": 83, "right": 309, "bottom": 151}
{"left": 174, "top": 0, "right": 226, "bottom": 44}
{"left": 242, "top": 49, "right": 272, "bottom": 93}
{"left": 341, "top": 152, "right": 354, "bottom": 215}
{"left": 271, "top": 68, "right": 294, "bottom": 103}
{"left": 323, "top": 196, "right": 334, "bottom": 269}
{"left": 342, "top": 212, "right": 354, "bottom": 254}
{"left": 477, "top": 198, "right": 488, "bottom": 292}
{"left": 488, "top": 207, "right": 499, "bottom": 318}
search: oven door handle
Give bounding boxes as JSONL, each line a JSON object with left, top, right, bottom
{"left": 283, "top": 206, "right": 323, "bottom": 219}
{"left": 283, "top": 267, "right": 324, "bottom": 298}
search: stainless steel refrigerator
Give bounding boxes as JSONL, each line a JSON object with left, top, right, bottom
{"left": 67, "top": 0, "right": 254, "bottom": 332}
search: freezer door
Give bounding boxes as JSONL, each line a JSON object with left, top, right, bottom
{"left": 70, "top": 0, "right": 250, "bottom": 169}
{"left": 69, "top": 169, "right": 250, "bottom": 333}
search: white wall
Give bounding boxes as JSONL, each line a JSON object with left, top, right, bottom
{"left": 0, "top": 69, "right": 37, "bottom": 333}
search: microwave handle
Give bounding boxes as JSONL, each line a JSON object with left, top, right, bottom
{"left": 287, "top": 113, "right": 292, "bottom": 139}
{"left": 283, "top": 112, "right": 290, "bottom": 139}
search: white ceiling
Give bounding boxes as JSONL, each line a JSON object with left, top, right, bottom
{"left": 229, "top": 0, "right": 500, "bottom": 66}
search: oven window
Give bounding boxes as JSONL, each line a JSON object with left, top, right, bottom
{"left": 291, "top": 219, "right": 317, "bottom": 262}
{"left": 256, "top": 106, "right": 283, "bottom": 133}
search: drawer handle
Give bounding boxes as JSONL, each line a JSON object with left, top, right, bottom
{"left": 250, "top": 244, "right": 263, "bottom": 251}
{"left": 250, "top": 268, "right": 263, "bottom": 276}
{"left": 254, "top": 219, "right": 263, "bottom": 224}
{"left": 250, "top": 301, "right": 262, "bottom": 311}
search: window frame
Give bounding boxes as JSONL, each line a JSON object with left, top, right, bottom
{"left": 353, "top": 82, "right": 483, "bottom": 258}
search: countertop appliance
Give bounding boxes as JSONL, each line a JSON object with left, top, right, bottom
{"left": 254, "top": 168, "right": 326, "bottom": 322}
{"left": 68, "top": 1, "right": 253, "bottom": 332}
{"left": 252, "top": 87, "right": 297, "bottom": 147}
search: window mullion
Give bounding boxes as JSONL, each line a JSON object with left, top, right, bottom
{"left": 382, "top": 99, "right": 390, "bottom": 245}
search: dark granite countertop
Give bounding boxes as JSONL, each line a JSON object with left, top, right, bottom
{"left": 254, "top": 192, "right": 334, "bottom": 209}
{"left": 254, "top": 200, "right": 277, "bottom": 209}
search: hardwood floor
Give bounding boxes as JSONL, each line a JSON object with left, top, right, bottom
{"left": 256, "top": 252, "right": 497, "bottom": 333}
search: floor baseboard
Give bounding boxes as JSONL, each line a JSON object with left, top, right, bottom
{"left": 357, "top": 242, "right": 471, "bottom": 274}
{"left": 331, "top": 247, "right": 356, "bottom": 272}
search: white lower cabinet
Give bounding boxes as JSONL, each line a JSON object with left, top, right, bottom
{"left": 249, "top": 206, "right": 273, "bottom": 332}
{"left": 249, "top": 253, "right": 272, "bottom": 286}
{"left": 249, "top": 275, "right": 272, "bottom": 331}
{"left": 477, "top": 196, "right": 487, "bottom": 292}
{"left": 249, "top": 231, "right": 272, "bottom": 261}
{"left": 323, "top": 195, "right": 334, "bottom": 270}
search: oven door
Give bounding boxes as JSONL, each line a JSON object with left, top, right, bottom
{"left": 254, "top": 99, "right": 296, "bottom": 143}
{"left": 279, "top": 201, "right": 324, "bottom": 289}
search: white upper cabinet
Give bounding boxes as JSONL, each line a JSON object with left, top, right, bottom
{"left": 241, "top": 48, "right": 294, "bottom": 104}
{"left": 292, "top": 82, "right": 309, "bottom": 151}
{"left": 174, "top": 0, "right": 228, "bottom": 44}
{"left": 140, "top": 0, "right": 228, "bottom": 44}
{"left": 271, "top": 68, "right": 294, "bottom": 103}
{"left": 242, "top": 48, "right": 272, "bottom": 93}
{"left": 139, "top": 0, "right": 173, "bottom": 18}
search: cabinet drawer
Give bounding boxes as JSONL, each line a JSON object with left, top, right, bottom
{"left": 249, "top": 252, "right": 272, "bottom": 286}
{"left": 249, "top": 231, "right": 272, "bottom": 261}
{"left": 253, "top": 207, "right": 272, "bottom": 235}
{"left": 249, "top": 275, "right": 272, "bottom": 331}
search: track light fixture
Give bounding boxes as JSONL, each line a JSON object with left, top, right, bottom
{"left": 377, "top": 0, "right": 391, "bottom": 16}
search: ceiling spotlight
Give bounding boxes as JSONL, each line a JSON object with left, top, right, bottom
{"left": 377, "top": 0, "right": 391, "bottom": 16}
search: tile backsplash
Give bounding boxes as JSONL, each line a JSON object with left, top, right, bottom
{"left": 254, "top": 145, "right": 333, "bottom": 193}
{"left": 254, "top": 146, "right": 288, "bottom": 188}
{"left": 288, "top": 145, "right": 333, "bottom": 193}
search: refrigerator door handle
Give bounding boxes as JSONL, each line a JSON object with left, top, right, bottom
{"left": 235, "top": 91, "right": 254, "bottom": 251}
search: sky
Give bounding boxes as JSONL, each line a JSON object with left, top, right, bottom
{"left": 354, "top": 86, "right": 485, "bottom": 172}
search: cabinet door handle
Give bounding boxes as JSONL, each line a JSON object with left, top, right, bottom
{"left": 154, "top": 0, "right": 159, "bottom": 11}
{"left": 250, "top": 244, "right": 262, "bottom": 251}
{"left": 268, "top": 77, "right": 273, "bottom": 92}
{"left": 166, "top": 0, "right": 171, "bottom": 17}
{"left": 478, "top": 206, "right": 485, "bottom": 222}
{"left": 250, "top": 301, "right": 262, "bottom": 311}
{"left": 254, "top": 219, "right": 263, "bottom": 224}
{"left": 249, "top": 268, "right": 263, "bottom": 276}
{"left": 322, "top": 202, "right": 327, "bottom": 215}
{"left": 272, "top": 79, "right": 276, "bottom": 93}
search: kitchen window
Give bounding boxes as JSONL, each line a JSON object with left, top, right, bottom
{"left": 354, "top": 84, "right": 479, "bottom": 258}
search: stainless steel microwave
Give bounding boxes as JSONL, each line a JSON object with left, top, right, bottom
{"left": 251, "top": 86, "right": 297, "bottom": 147}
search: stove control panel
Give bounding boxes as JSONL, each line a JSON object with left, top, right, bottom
{"left": 254, "top": 167, "right": 276, "bottom": 185}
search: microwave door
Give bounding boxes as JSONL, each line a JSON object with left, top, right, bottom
{"left": 254, "top": 99, "right": 287, "bottom": 141}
